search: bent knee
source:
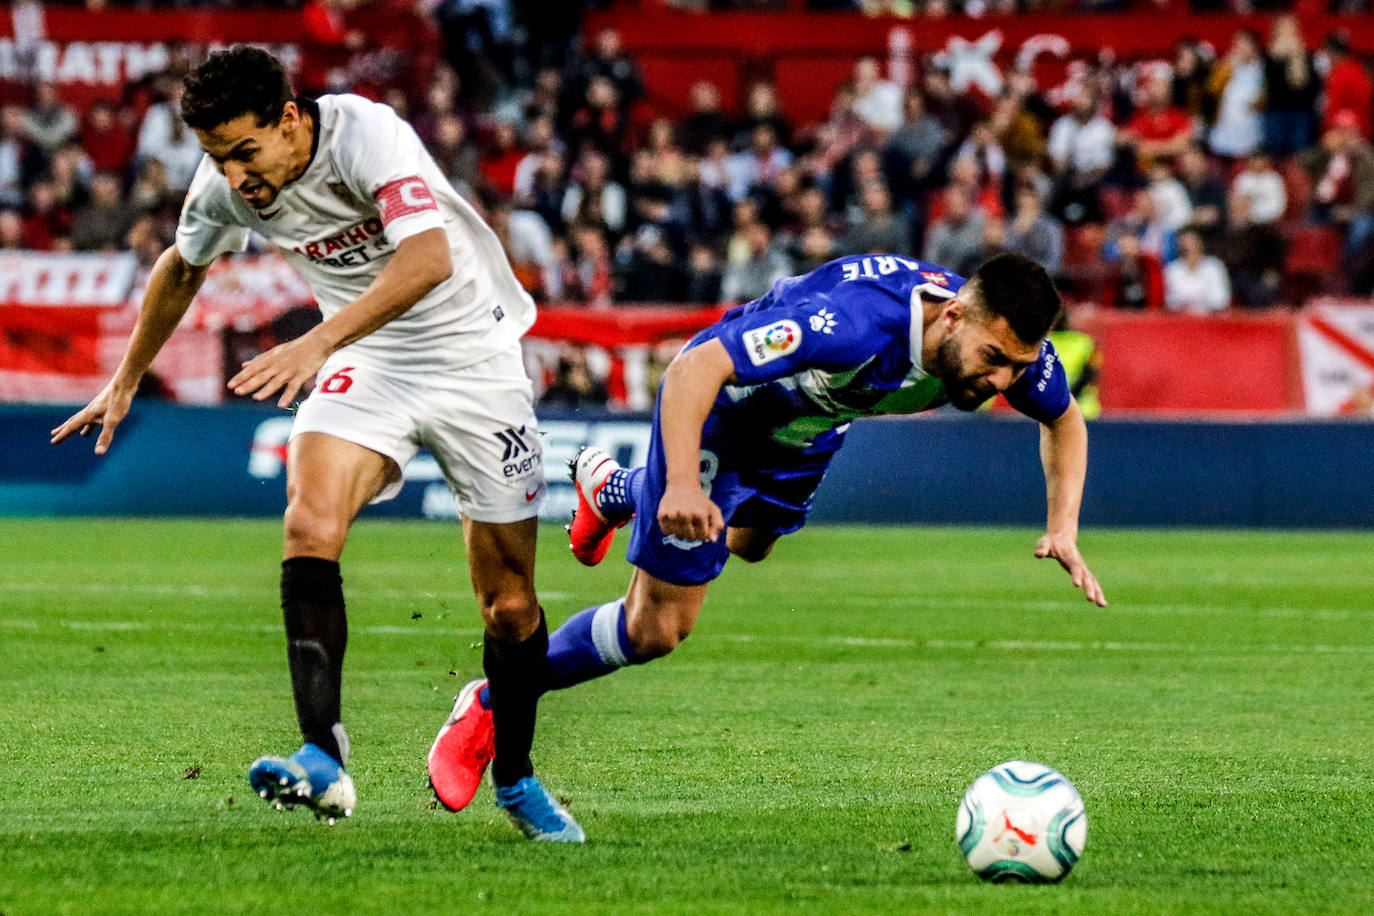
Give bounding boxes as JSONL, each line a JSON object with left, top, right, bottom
{"left": 626, "top": 614, "right": 693, "bottom": 660}
{"left": 283, "top": 502, "right": 348, "bottom": 559}
{"left": 480, "top": 591, "right": 540, "bottom": 640}
{"left": 727, "top": 531, "right": 776, "bottom": 563}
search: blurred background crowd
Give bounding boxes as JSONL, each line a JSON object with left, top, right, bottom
{"left": 10, "top": 0, "right": 1374, "bottom": 323}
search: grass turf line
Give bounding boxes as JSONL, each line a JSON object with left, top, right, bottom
{"left": 0, "top": 519, "right": 1371, "bottom": 915}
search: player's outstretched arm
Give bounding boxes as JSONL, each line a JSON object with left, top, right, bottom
{"left": 228, "top": 228, "right": 453, "bottom": 408}
{"left": 656, "top": 338, "right": 736, "bottom": 543}
{"left": 1034, "top": 397, "right": 1108, "bottom": 607}
{"left": 50, "top": 245, "right": 208, "bottom": 454}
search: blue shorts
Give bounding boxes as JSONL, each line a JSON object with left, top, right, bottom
{"left": 625, "top": 408, "right": 835, "bottom": 586}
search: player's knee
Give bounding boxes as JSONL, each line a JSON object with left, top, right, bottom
{"left": 282, "top": 502, "right": 347, "bottom": 559}
{"left": 480, "top": 591, "right": 540, "bottom": 641}
{"left": 727, "top": 531, "right": 776, "bottom": 563}
{"left": 626, "top": 612, "right": 690, "bottom": 660}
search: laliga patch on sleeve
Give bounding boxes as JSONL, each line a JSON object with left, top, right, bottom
{"left": 741, "top": 320, "right": 803, "bottom": 366}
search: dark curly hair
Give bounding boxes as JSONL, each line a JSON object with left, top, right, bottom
{"left": 966, "top": 252, "right": 1063, "bottom": 344}
{"left": 181, "top": 46, "right": 293, "bottom": 131}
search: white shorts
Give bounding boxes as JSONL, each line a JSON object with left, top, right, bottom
{"left": 289, "top": 344, "right": 545, "bottom": 523}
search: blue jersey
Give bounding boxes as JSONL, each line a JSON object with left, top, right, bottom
{"left": 691, "top": 254, "right": 1071, "bottom": 463}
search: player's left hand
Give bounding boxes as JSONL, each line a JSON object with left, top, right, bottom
{"left": 1034, "top": 531, "right": 1107, "bottom": 607}
{"left": 228, "top": 334, "right": 332, "bottom": 408}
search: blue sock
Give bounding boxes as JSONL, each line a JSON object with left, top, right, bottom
{"left": 597, "top": 467, "right": 644, "bottom": 520}
{"left": 544, "top": 599, "right": 642, "bottom": 691}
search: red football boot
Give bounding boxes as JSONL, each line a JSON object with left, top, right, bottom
{"left": 567, "top": 446, "right": 630, "bottom": 567}
{"left": 427, "top": 678, "right": 493, "bottom": 811}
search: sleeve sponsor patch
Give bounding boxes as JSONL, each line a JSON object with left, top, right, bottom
{"left": 741, "top": 319, "right": 802, "bottom": 366}
{"left": 374, "top": 176, "right": 438, "bottom": 225}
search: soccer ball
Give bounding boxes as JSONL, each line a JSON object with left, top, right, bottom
{"left": 956, "top": 760, "right": 1087, "bottom": 883}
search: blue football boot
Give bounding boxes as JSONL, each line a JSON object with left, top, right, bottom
{"left": 494, "top": 776, "right": 585, "bottom": 842}
{"left": 249, "top": 742, "right": 356, "bottom": 825}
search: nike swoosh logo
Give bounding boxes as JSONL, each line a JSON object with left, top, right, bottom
{"left": 525, "top": 489, "right": 540, "bottom": 502}
{"left": 258, "top": 207, "right": 281, "bottom": 220}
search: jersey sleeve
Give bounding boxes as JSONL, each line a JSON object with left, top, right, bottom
{"left": 1002, "top": 338, "right": 1072, "bottom": 423}
{"left": 174, "top": 156, "right": 251, "bottom": 266}
{"left": 331, "top": 100, "right": 445, "bottom": 248}
{"left": 711, "top": 292, "right": 886, "bottom": 386}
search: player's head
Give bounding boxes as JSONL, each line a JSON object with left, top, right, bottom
{"left": 181, "top": 46, "right": 308, "bottom": 210}
{"left": 928, "top": 253, "right": 1062, "bottom": 411}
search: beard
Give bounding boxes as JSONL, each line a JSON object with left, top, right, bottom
{"left": 933, "top": 334, "right": 997, "bottom": 412}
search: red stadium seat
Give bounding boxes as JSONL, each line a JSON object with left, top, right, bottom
{"left": 1282, "top": 223, "right": 1344, "bottom": 301}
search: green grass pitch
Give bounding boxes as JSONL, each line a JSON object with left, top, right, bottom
{"left": 1, "top": 518, "right": 1372, "bottom": 915}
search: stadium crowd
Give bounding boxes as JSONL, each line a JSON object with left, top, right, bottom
{"left": 6, "top": 1, "right": 1374, "bottom": 319}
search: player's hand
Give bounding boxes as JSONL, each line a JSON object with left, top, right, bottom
{"left": 1034, "top": 531, "right": 1107, "bottom": 607}
{"left": 49, "top": 380, "right": 137, "bottom": 455}
{"left": 228, "top": 333, "right": 332, "bottom": 408}
{"left": 657, "top": 483, "right": 724, "bottom": 544}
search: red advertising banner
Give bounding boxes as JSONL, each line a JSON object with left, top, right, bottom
{"left": 588, "top": 9, "right": 1374, "bottom": 124}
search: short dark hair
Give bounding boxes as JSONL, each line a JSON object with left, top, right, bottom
{"left": 967, "top": 252, "right": 1062, "bottom": 343}
{"left": 181, "top": 46, "right": 293, "bottom": 132}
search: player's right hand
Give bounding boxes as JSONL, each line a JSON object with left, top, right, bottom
{"left": 49, "top": 381, "right": 136, "bottom": 455}
{"left": 657, "top": 483, "right": 724, "bottom": 543}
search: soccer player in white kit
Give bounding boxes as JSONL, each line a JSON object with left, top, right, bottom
{"left": 50, "top": 47, "right": 582, "bottom": 841}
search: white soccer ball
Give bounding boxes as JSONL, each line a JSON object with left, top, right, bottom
{"left": 955, "top": 760, "right": 1087, "bottom": 883}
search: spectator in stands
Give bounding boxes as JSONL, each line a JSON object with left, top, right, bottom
{"left": 943, "top": 154, "right": 1002, "bottom": 221}
{"left": 734, "top": 81, "right": 793, "bottom": 151}
{"left": 1121, "top": 74, "right": 1196, "bottom": 170}
{"left": 844, "top": 181, "right": 911, "bottom": 255}
{"left": 1171, "top": 38, "right": 1216, "bottom": 127}
{"left": 0, "top": 209, "right": 24, "bottom": 250}
{"left": 127, "top": 158, "right": 172, "bottom": 213}
{"left": 69, "top": 172, "right": 129, "bottom": 252}
{"left": 479, "top": 119, "right": 526, "bottom": 200}
{"left": 513, "top": 118, "right": 564, "bottom": 204}
{"left": 1207, "top": 29, "right": 1264, "bottom": 162}
{"left": 21, "top": 179, "right": 71, "bottom": 250}
{"left": 952, "top": 121, "right": 1006, "bottom": 195}
{"left": 1263, "top": 15, "right": 1319, "bottom": 158}
{"left": 1319, "top": 31, "right": 1371, "bottom": 140}
{"left": 678, "top": 158, "right": 733, "bottom": 242}
{"left": 1047, "top": 86, "right": 1115, "bottom": 226}
{"left": 619, "top": 225, "right": 684, "bottom": 302}
{"left": 1176, "top": 144, "right": 1227, "bottom": 243}
{"left": 488, "top": 197, "right": 556, "bottom": 300}
{"left": 427, "top": 113, "right": 481, "bottom": 193}
{"left": 682, "top": 241, "right": 724, "bottom": 303}
{"left": 1147, "top": 162, "right": 1193, "bottom": 231}
{"left": 81, "top": 101, "right": 135, "bottom": 181}
{"left": 1165, "top": 227, "right": 1231, "bottom": 314}
{"left": 726, "top": 124, "right": 792, "bottom": 202}
{"left": 1230, "top": 152, "right": 1287, "bottom": 226}
{"left": 924, "top": 185, "right": 986, "bottom": 272}
{"left": 1004, "top": 186, "right": 1063, "bottom": 276}
{"left": 134, "top": 83, "right": 204, "bottom": 191}
{"left": 852, "top": 57, "right": 903, "bottom": 134}
{"left": 794, "top": 224, "right": 839, "bottom": 273}
{"left": 1102, "top": 231, "right": 1164, "bottom": 310}
{"left": 721, "top": 220, "right": 791, "bottom": 303}
{"left": 567, "top": 76, "right": 626, "bottom": 165}
{"left": 0, "top": 106, "right": 36, "bottom": 209}
{"left": 679, "top": 81, "right": 728, "bottom": 157}
{"left": 958, "top": 216, "right": 1006, "bottom": 278}
{"left": 562, "top": 151, "right": 627, "bottom": 239}
{"left": 991, "top": 89, "right": 1046, "bottom": 176}
{"left": 1216, "top": 193, "right": 1285, "bottom": 309}
{"left": 22, "top": 81, "right": 78, "bottom": 160}
{"left": 886, "top": 90, "right": 948, "bottom": 196}
{"left": 1106, "top": 189, "right": 1176, "bottom": 263}
{"left": 1299, "top": 110, "right": 1374, "bottom": 255}
{"left": 566, "top": 27, "right": 644, "bottom": 121}
{"left": 571, "top": 222, "right": 614, "bottom": 307}
{"left": 540, "top": 349, "right": 609, "bottom": 411}
{"left": 807, "top": 84, "right": 867, "bottom": 181}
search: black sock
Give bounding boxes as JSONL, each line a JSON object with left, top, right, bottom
{"left": 484, "top": 608, "right": 549, "bottom": 788}
{"left": 280, "top": 557, "right": 348, "bottom": 764}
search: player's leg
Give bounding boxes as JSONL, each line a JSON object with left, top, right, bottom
{"left": 567, "top": 445, "right": 643, "bottom": 565}
{"left": 250, "top": 431, "right": 399, "bottom": 822}
{"left": 726, "top": 526, "right": 782, "bottom": 563}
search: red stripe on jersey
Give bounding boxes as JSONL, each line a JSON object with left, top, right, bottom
{"left": 374, "top": 177, "right": 438, "bottom": 225}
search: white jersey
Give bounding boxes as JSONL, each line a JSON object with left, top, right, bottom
{"left": 176, "top": 94, "right": 535, "bottom": 372}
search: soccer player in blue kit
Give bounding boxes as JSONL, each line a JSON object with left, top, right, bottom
{"left": 427, "top": 251, "right": 1107, "bottom": 820}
